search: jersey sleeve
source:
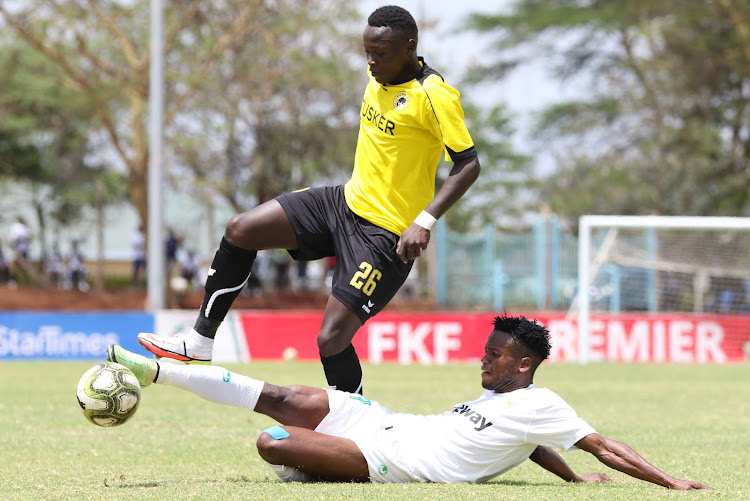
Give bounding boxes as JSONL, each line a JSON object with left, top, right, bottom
{"left": 422, "top": 77, "right": 477, "bottom": 162}
{"left": 525, "top": 404, "right": 597, "bottom": 451}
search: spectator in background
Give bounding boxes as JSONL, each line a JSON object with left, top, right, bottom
{"left": 0, "top": 240, "right": 9, "bottom": 285}
{"left": 271, "top": 250, "right": 291, "bottom": 292}
{"left": 294, "top": 260, "right": 309, "bottom": 291}
{"left": 178, "top": 250, "right": 201, "bottom": 291}
{"left": 45, "top": 243, "right": 66, "bottom": 289}
{"left": 8, "top": 217, "right": 31, "bottom": 286}
{"left": 10, "top": 216, "right": 31, "bottom": 260}
{"left": 166, "top": 230, "right": 181, "bottom": 278}
{"left": 67, "top": 241, "right": 88, "bottom": 292}
{"left": 132, "top": 225, "right": 146, "bottom": 286}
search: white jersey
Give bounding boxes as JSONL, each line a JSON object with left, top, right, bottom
{"left": 318, "top": 385, "right": 596, "bottom": 484}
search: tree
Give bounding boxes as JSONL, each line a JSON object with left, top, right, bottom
{"left": 0, "top": 0, "right": 362, "bottom": 246}
{"left": 464, "top": 0, "right": 750, "bottom": 224}
{"left": 439, "top": 101, "right": 531, "bottom": 232}
{"left": 0, "top": 39, "right": 127, "bottom": 272}
{"left": 168, "top": 3, "right": 362, "bottom": 212}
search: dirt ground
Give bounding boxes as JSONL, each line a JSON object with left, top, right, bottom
{"left": 0, "top": 285, "right": 438, "bottom": 313}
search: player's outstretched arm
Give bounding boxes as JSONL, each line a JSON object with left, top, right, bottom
{"left": 575, "top": 433, "right": 710, "bottom": 490}
{"left": 529, "top": 445, "right": 611, "bottom": 484}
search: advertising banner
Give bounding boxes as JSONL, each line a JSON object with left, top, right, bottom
{"left": 1, "top": 310, "right": 747, "bottom": 363}
{"left": 237, "top": 311, "right": 750, "bottom": 363}
{"left": 540, "top": 313, "right": 749, "bottom": 363}
{"left": 237, "top": 311, "right": 493, "bottom": 364}
{"left": 0, "top": 312, "right": 152, "bottom": 360}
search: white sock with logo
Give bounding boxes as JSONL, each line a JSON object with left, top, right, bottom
{"left": 157, "top": 363, "right": 263, "bottom": 411}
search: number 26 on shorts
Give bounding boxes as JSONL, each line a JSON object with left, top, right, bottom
{"left": 349, "top": 261, "right": 382, "bottom": 296}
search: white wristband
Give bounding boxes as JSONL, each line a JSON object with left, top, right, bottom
{"left": 413, "top": 210, "right": 437, "bottom": 230}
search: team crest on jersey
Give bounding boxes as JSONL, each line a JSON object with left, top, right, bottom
{"left": 393, "top": 91, "right": 410, "bottom": 111}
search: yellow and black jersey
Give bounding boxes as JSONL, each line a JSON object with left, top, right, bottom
{"left": 344, "top": 57, "right": 477, "bottom": 236}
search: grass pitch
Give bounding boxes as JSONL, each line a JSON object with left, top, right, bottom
{"left": 1, "top": 360, "right": 748, "bottom": 500}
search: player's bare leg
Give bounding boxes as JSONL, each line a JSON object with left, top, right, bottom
{"left": 256, "top": 426, "right": 369, "bottom": 482}
{"left": 254, "top": 384, "right": 369, "bottom": 481}
{"left": 223, "top": 199, "right": 298, "bottom": 250}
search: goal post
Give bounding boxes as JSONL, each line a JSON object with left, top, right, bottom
{"left": 576, "top": 215, "right": 750, "bottom": 363}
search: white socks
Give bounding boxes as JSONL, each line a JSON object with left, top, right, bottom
{"left": 266, "top": 463, "right": 315, "bottom": 483}
{"left": 157, "top": 363, "right": 263, "bottom": 411}
{"left": 187, "top": 328, "right": 214, "bottom": 349}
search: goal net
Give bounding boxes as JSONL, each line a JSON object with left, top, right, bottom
{"left": 574, "top": 216, "right": 750, "bottom": 362}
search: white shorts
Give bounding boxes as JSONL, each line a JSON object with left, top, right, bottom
{"left": 315, "top": 389, "right": 418, "bottom": 483}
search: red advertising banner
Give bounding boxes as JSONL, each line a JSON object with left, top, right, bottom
{"left": 237, "top": 311, "right": 750, "bottom": 363}
{"left": 542, "top": 313, "right": 749, "bottom": 363}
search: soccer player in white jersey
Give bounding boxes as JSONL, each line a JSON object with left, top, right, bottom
{"left": 108, "top": 315, "right": 709, "bottom": 489}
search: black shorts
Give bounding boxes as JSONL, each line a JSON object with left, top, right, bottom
{"left": 276, "top": 185, "right": 414, "bottom": 324}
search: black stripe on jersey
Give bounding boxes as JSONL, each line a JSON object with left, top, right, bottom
{"left": 417, "top": 59, "right": 476, "bottom": 160}
{"left": 447, "top": 145, "right": 478, "bottom": 161}
{"left": 417, "top": 57, "right": 444, "bottom": 84}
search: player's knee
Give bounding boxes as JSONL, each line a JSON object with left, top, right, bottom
{"left": 317, "top": 332, "right": 350, "bottom": 357}
{"left": 224, "top": 213, "right": 249, "bottom": 242}
{"left": 256, "top": 430, "right": 290, "bottom": 464}
{"left": 317, "top": 321, "right": 358, "bottom": 353}
{"left": 316, "top": 331, "right": 333, "bottom": 351}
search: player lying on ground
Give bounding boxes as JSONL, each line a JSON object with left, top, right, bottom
{"left": 107, "top": 314, "right": 709, "bottom": 488}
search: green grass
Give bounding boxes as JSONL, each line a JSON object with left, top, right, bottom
{"left": 1, "top": 361, "right": 748, "bottom": 500}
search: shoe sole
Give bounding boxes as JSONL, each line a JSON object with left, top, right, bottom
{"left": 138, "top": 336, "right": 212, "bottom": 365}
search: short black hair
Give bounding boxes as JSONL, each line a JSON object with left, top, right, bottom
{"left": 493, "top": 314, "right": 551, "bottom": 362}
{"left": 368, "top": 5, "right": 418, "bottom": 40}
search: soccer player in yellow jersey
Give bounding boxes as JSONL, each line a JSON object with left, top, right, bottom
{"left": 138, "top": 5, "right": 481, "bottom": 394}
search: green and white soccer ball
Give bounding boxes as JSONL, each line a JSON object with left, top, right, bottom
{"left": 76, "top": 362, "right": 141, "bottom": 427}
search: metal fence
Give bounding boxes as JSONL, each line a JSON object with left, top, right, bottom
{"left": 435, "top": 216, "right": 578, "bottom": 311}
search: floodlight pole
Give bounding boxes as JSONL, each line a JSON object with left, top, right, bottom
{"left": 147, "top": 0, "right": 165, "bottom": 310}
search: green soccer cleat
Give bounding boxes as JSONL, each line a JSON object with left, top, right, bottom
{"left": 106, "top": 345, "right": 159, "bottom": 388}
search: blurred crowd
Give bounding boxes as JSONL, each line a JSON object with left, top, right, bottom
{"left": 0, "top": 216, "right": 89, "bottom": 291}
{"left": 0, "top": 217, "right": 419, "bottom": 306}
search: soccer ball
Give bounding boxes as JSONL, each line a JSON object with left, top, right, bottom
{"left": 76, "top": 362, "right": 141, "bottom": 427}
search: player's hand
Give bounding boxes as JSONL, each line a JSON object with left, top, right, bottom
{"left": 667, "top": 479, "right": 711, "bottom": 490}
{"left": 396, "top": 224, "right": 430, "bottom": 263}
{"left": 574, "top": 472, "right": 612, "bottom": 483}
